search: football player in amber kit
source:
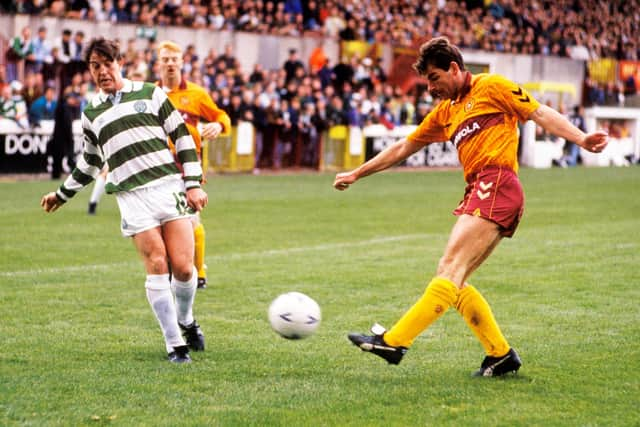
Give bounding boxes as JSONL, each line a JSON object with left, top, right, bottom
{"left": 157, "top": 40, "right": 231, "bottom": 289}
{"left": 334, "top": 37, "right": 608, "bottom": 376}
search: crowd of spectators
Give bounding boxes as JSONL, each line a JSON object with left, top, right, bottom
{"left": 2, "top": 0, "right": 639, "bottom": 61}
{"left": 0, "top": 26, "right": 431, "bottom": 170}
{"left": 2, "top": 0, "right": 639, "bottom": 171}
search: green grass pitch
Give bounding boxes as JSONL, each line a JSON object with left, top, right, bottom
{"left": 1, "top": 166, "right": 638, "bottom": 426}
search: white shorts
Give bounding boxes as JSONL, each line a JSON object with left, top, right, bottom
{"left": 115, "top": 177, "right": 195, "bottom": 237}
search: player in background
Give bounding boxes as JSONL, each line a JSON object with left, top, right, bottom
{"left": 41, "top": 37, "right": 207, "bottom": 363}
{"left": 157, "top": 40, "right": 231, "bottom": 289}
{"left": 334, "top": 37, "right": 608, "bottom": 376}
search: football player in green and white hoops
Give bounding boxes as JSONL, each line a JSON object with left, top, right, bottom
{"left": 41, "top": 37, "right": 206, "bottom": 364}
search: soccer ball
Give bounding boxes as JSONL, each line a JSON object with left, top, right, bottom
{"left": 268, "top": 292, "right": 321, "bottom": 339}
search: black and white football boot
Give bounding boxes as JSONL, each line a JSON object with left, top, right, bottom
{"left": 473, "top": 348, "right": 521, "bottom": 377}
{"left": 167, "top": 345, "right": 192, "bottom": 364}
{"left": 348, "top": 323, "right": 408, "bottom": 365}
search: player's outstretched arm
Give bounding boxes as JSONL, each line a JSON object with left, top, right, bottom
{"left": 40, "top": 192, "right": 64, "bottom": 213}
{"left": 529, "top": 104, "right": 608, "bottom": 153}
{"left": 334, "top": 137, "right": 423, "bottom": 191}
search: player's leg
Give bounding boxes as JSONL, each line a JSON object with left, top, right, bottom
{"left": 384, "top": 214, "right": 502, "bottom": 347}
{"left": 132, "top": 227, "right": 190, "bottom": 363}
{"left": 88, "top": 167, "right": 107, "bottom": 215}
{"left": 192, "top": 214, "right": 207, "bottom": 289}
{"left": 349, "top": 214, "right": 502, "bottom": 364}
{"left": 163, "top": 217, "right": 205, "bottom": 351}
{"left": 451, "top": 232, "right": 521, "bottom": 376}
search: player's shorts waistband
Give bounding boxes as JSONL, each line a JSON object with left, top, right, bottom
{"left": 466, "top": 165, "right": 516, "bottom": 183}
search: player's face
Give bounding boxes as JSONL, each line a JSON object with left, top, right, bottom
{"left": 424, "top": 63, "right": 457, "bottom": 100}
{"left": 158, "top": 48, "right": 184, "bottom": 81}
{"left": 88, "top": 52, "right": 124, "bottom": 94}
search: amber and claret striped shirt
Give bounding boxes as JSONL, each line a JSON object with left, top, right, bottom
{"left": 160, "top": 79, "right": 231, "bottom": 155}
{"left": 408, "top": 73, "right": 541, "bottom": 182}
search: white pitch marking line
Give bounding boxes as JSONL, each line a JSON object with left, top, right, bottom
{"left": 1, "top": 234, "right": 438, "bottom": 277}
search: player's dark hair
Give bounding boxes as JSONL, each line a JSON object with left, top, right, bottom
{"left": 84, "top": 37, "right": 122, "bottom": 63}
{"left": 413, "top": 37, "right": 465, "bottom": 75}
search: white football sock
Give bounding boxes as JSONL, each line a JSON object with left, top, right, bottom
{"left": 171, "top": 267, "right": 197, "bottom": 326}
{"left": 145, "top": 274, "right": 185, "bottom": 353}
{"left": 89, "top": 174, "right": 106, "bottom": 204}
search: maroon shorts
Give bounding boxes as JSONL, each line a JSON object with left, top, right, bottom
{"left": 453, "top": 166, "right": 524, "bottom": 237}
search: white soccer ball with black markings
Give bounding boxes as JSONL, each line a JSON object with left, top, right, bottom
{"left": 268, "top": 292, "right": 321, "bottom": 339}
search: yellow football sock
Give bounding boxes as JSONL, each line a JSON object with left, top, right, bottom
{"left": 384, "top": 277, "right": 458, "bottom": 348}
{"left": 455, "top": 284, "right": 510, "bottom": 357}
{"left": 194, "top": 223, "right": 206, "bottom": 279}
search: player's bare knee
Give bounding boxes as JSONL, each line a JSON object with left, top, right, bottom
{"left": 171, "top": 264, "right": 194, "bottom": 282}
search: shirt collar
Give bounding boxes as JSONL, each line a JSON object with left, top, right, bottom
{"left": 158, "top": 77, "right": 187, "bottom": 93}
{"left": 455, "top": 71, "right": 473, "bottom": 103}
{"left": 98, "top": 78, "right": 133, "bottom": 104}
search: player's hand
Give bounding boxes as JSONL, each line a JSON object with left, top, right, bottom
{"left": 40, "top": 192, "right": 64, "bottom": 213}
{"left": 333, "top": 171, "right": 357, "bottom": 191}
{"left": 201, "top": 122, "right": 223, "bottom": 140}
{"left": 186, "top": 187, "right": 208, "bottom": 212}
{"left": 580, "top": 130, "right": 609, "bottom": 153}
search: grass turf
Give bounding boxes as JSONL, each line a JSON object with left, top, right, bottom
{"left": 0, "top": 166, "right": 638, "bottom": 426}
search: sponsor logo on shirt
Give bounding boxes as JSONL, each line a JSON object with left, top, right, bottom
{"left": 451, "top": 112, "right": 505, "bottom": 148}
{"left": 453, "top": 122, "right": 480, "bottom": 147}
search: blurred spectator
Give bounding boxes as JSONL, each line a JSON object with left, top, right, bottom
{"left": 277, "top": 98, "right": 295, "bottom": 167}
{"left": 353, "top": 56, "right": 374, "bottom": 92}
{"left": 300, "top": 101, "right": 326, "bottom": 167}
{"left": 323, "top": 5, "right": 345, "bottom": 38}
{"left": 29, "top": 26, "right": 51, "bottom": 74}
{"left": 332, "top": 58, "right": 354, "bottom": 95}
{"left": 398, "top": 93, "right": 416, "bottom": 125}
{"left": 42, "top": 46, "right": 65, "bottom": 90}
{"left": 28, "top": 85, "right": 58, "bottom": 126}
{"left": 338, "top": 18, "right": 358, "bottom": 41}
{"left": 327, "top": 95, "right": 348, "bottom": 126}
{"left": 226, "top": 91, "right": 250, "bottom": 125}
{"left": 68, "top": 31, "right": 87, "bottom": 78}
{"left": 67, "top": 0, "right": 91, "bottom": 19}
{"left": 218, "top": 44, "right": 237, "bottom": 70}
{"left": 5, "top": 26, "right": 35, "bottom": 82}
{"left": 20, "top": 71, "right": 43, "bottom": 109}
{"left": 249, "top": 95, "right": 268, "bottom": 174}
{"left": 49, "top": 72, "right": 84, "bottom": 179}
{"left": 283, "top": 48, "right": 304, "bottom": 84}
{"left": 0, "top": 81, "right": 30, "bottom": 128}
{"left": 604, "top": 81, "right": 624, "bottom": 106}
{"left": 623, "top": 72, "right": 638, "bottom": 97}
{"left": 559, "top": 105, "right": 586, "bottom": 167}
{"left": 303, "top": 1, "right": 321, "bottom": 32}
{"left": 53, "top": 29, "right": 74, "bottom": 65}
{"left": 263, "top": 97, "right": 283, "bottom": 168}
{"left": 308, "top": 42, "right": 327, "bottom": 75}
{"left": 585, "top": 78, "right": 605, "bottom": 107}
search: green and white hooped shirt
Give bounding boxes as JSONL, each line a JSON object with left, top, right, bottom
{"left": 57, "top": 79, "right": 202, "bottom": 202}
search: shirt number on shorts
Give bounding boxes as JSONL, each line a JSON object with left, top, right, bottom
{"left": 173, "top": 192, "right": 192, "bottom": 215}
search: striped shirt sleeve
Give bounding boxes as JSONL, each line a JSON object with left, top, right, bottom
{"left": 153, "top": 86, "right": 202, "bottom": 189}
{"left": 56, "top": 113, "right": 105, "bottom": 202}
